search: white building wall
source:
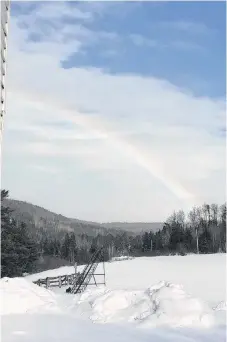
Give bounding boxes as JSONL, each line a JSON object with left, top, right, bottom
{"left": 1, "top": 0, "right": 10, "bottom": 136}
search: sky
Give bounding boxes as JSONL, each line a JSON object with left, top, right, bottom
{"left": 2, "top": 1, "right": 226, "bottom": 222}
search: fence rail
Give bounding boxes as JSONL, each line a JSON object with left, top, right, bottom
{"left": 33, "top": 273, "right": 78, "bottom": 289}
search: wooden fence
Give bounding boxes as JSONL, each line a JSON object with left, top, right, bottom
{"left": 33, "top": 273, "right": 79, "bottom": 289}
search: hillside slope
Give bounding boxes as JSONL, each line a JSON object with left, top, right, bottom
{"left": 4, "top": 199, "right": 163, "bottom": 237}
{"left": 102, "top": 222, "right": 162, "bottom": 233}
{"left": 4, "top": 199, "right": 106, "bottom": 237}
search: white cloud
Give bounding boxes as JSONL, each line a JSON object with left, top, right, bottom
{"left": 2, "top": 4, "right": 225, "bottom": 222}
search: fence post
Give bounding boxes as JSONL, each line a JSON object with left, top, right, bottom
{"left": 46, "top": 277, "right": 50, "bottom": 289}
{"left": 59, "top": 276, "right": 62, "bottom": 288}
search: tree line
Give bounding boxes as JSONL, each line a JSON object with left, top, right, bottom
{"left": 1, "top": 190, "right": 226, "bottom": 278}
{"left": 141, "top": 204, "right": 226, "bottom": 255}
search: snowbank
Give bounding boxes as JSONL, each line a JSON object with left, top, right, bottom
{"left": 110, "top": 256, "right": 134, "bottom": 262}
{"left": 0, "top": 277, "right": 215, "bottom": 329}
{"left": 0, "top": 277, "right": 59, "bottom": 315}
{"left": 73, "top": 281, "right": 214, "bottom": 328}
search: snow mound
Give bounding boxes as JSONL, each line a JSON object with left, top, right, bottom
{"left": 0, "top": 277, "right": 59, "bottom": 315}
{"left": 142, "top": 281, "right": 214, "bottom": 328}
{"left": 75, "top": 281, "right": 214, "bottom": 328}
{"left": 213, "top": 301, "right": 227, "bottom": 311}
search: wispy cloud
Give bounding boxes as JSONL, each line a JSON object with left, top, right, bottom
{"left": 12, "top": 2, "right": 119, "bottom": 59}
{"left": 13, "top": 2, "right": 93, "bottom": 22}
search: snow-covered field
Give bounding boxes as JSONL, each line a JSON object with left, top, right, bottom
{"left": 1, "top": 254, "right": 226, "bottom": 342}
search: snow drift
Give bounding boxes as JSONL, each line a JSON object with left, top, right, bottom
{"left": 73, "top": 281, "right": 214, "bottom": 328}
{"left": 0, "top": 277, "right": 59, "bottom": 315}
{"left": 1, "top": 277, "right": 215, "bottom": 329}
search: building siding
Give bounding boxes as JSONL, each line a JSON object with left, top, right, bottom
{"left": 1, "top": 0, "right": 10, "bottom": 135}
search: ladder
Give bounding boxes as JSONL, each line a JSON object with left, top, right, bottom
{"left": 71, "top": 247, "right": 103, "bottom": 294}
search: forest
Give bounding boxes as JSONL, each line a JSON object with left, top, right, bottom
{"left": 1, "top": 189, "right": 226, "bottom": 277}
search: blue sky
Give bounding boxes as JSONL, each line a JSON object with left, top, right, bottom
{"left": 12, "top": 1, "right": 226, "bottom": 98}
{"left": 3, "top": 1, "right": 226, "bottom": 221}
{"left": 62, "top": 1, "right": 226, "bottom": 98}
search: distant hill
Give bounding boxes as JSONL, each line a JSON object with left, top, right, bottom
{"left": 3, "top": 199, "right": 163, "bottom": 237}
{"left": 3, "top": 199, "right": 107, "bottom": 237}
{"left": 101, "top": 222, "right": 163, "bottom": 233}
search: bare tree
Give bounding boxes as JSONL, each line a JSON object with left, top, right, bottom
{"left": 219, "top": 204, "right": 226, "bottom": 252}
{"left": 176, "top": 210, "right": 186, "bottom": 228}
{"left": 209, "top": 204, "right": 219, "bottom": 252}
{"left": 188, "top": 206, "right": 201, "bottom": 254}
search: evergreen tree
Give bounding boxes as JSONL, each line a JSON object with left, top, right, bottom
{"left": 161, "top": 223, "right": 171, "bottom": 251}
{"left": 61, "top": 233, "right": 70, "bottom": 260}
{"left": 142, "top": 232, "right": 151, "bottom": 251}
{"left": 90, "top": 238, "right": 98, "bottom": 254}
{"left": 183, "top": 228, "right": 194, "bottom": 252}
{"left": 169, "top": 222, "right": 184, "bottom": 252}
{"left": 69, "top": 233, "right": 77, "bottom": 262}
{"left": 1, "top": 190, "right": 39, "bottom": 277}
{"left": 198, "top": 228, "right": 212, "bottom": 254}
{"left": 154, "top": 231, "right": 163, "bottom": 251}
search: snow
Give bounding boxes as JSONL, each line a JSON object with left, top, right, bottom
{"left": 105, "top": 254, "right": 226, "bottom": 306}
{"left": 0, "top": 277, "right": 59, "bottom": 315}
{"left": 110, "top": 255, "right": 134, "bottom": 262}
{"left": 72, "top": 281, "right": 214, "bottom": 328}
{"left": 2, "top": 314, "right": 226, "bottom": 342}
{"left": 1, "top": 254, "right": 226, "bottom": 342}
{"left": 27, "top": 253, "right": 225, "bottom": 306}
{"left": 214, "top": 301, "right": 227, "bottom": 311}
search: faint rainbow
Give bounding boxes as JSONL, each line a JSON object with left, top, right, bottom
{"left": 18, "top": 92, "right": 197, "bottom": 203}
